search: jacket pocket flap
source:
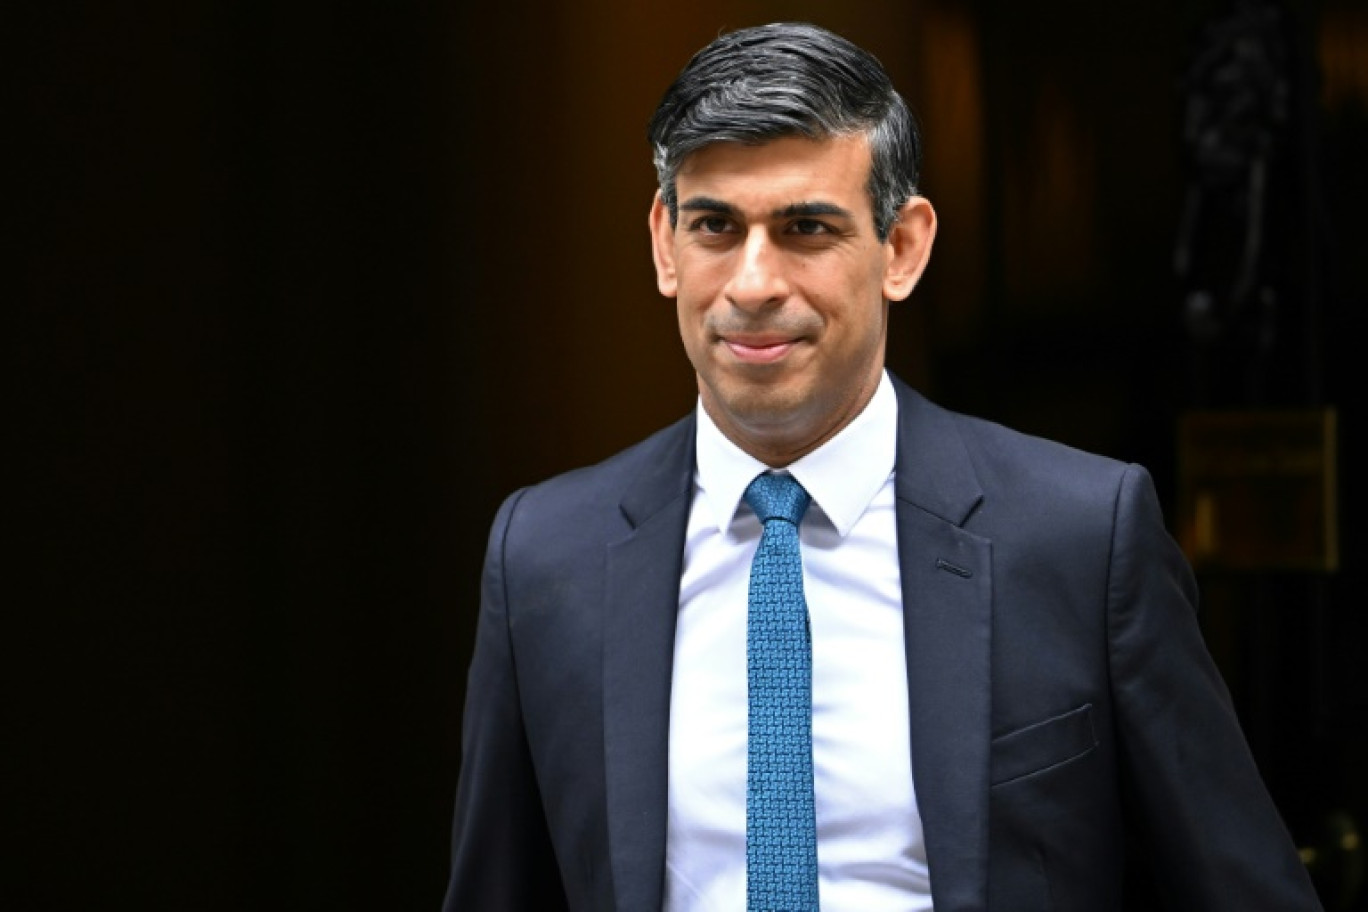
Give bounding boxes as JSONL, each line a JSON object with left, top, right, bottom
{"left": 991, "top": 703, "right": 1098, "bottom": 786}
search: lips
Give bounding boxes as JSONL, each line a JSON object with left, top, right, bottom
{"left": 722, "top": 336, "right": 799, "bottom": 364}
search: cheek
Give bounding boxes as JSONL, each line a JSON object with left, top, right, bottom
{"left": 676, "top": 299, "right": 706, "bottom": 351}
{"left": 674, "top": 273, "right": 723, "bottom": 332}
{"left": 675, "top": 304, "right": 715, "bottom": 378}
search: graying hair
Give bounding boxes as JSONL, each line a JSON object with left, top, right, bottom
{"left": 647, "top": 22, "right": 922, "bottom": 241}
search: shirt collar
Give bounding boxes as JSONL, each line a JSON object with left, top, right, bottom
{"left": 694, "top": 370, "right": 898, "bottom": 538}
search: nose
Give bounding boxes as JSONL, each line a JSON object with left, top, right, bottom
{"left": 723, "top": 228, "right": 788, "bottom": 310}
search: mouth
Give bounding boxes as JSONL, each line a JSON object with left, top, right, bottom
{"left": 721, "top": 337, "right": 799, "bottom": 364}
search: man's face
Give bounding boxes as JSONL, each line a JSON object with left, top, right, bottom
{"left": 649, "top": 134, "right": 934, "bottom": 465}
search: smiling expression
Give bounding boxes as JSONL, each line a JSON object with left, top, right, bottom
{"left": 649, "top": 133, "right": 936, "bottom": 466}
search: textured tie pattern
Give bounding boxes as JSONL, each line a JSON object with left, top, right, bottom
{"left": 743, "top": 472, "right": 819, "bottom": 912}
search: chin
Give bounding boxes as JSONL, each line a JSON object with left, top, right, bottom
{"left": 717, "top": 384, "right": 813, "bottom": 430}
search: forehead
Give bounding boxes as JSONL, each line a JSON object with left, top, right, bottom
{"left": 675, "top": 134, "right": 874, "bottom": 213}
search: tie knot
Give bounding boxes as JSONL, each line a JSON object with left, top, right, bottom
{"left": 744, "top": 472, "right": 811, "bottom": 526}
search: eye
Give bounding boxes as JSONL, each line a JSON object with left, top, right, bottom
{"left": 788, "top": 218, "right": 833, "bottom": 236}
{"left": 688, "top": 215, "right": 733, "bottom": 235}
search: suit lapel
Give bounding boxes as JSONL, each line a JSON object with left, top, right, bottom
{"left": 892, "top": 378, "right": 992, "bottom": 912}
{"left": 602, "top": 417, "right": 695, "bottom": 912}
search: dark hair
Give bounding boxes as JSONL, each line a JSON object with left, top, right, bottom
{"left": 647, "top": 21, "right": 922, "bottom": 241}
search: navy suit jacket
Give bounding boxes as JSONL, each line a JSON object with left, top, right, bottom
{"left": 443, "top": 374, "right": 1321, "bottom": 911}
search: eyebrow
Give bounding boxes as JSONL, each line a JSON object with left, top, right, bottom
{"left": 678, "top": 196, "right": 735, "bottom": 215}
{"left": 677, "top": 197, "right": 854, "bottom": 221}
{"left": 776, "top": 201, "right": 853, "bottom": 220}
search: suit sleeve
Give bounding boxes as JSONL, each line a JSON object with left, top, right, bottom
{"left": 441, "top": 489, "right": 570, "bottom": 911}
{"left": 1106, "top": 464, "right": 1322, "bottom": 910}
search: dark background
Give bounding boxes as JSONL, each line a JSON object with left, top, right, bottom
{"left": 14, "top": 1, "right": 1367, "bottom": 909}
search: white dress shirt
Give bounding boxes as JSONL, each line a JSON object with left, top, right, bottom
{"left": 664, "top": 371, "right": 933, "bottom": 911}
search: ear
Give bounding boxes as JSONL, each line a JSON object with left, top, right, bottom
{"left": 882, "top": 196, "right": 937, "bottom": 302}
{"left": 649, "top": 191, "right": 679, "bottom": 299}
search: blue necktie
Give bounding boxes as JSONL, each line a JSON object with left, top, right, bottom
{"left": 743, "top": 472, "right": 820, "bottom": 912}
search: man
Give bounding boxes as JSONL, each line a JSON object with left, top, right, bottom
{"left": 443, "top": 21, "right": 1323, "bottom": 911}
